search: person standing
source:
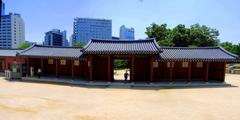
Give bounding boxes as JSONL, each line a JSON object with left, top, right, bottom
{"left": 30, "top": 67, "right": 34, "bottom": 77}
{"left": 124, "top": 71, "right": 129, "bottom": 83}
{"left": 37, "top": 68, "right": 42, "bottom": 79}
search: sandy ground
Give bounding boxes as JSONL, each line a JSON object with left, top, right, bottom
{"left": 0, "top": 74, "right": 240, "bottom": 120}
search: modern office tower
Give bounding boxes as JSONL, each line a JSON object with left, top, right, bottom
{"left": 0, "top": 0, "right": 4, "bottom": 25}
{"left": 0, "top": 13, "right": 25, "bottom": 49}
{"left": 44, "top": 30, "right": 61, "bottom": 46}
{"left": 61, "top": 30, "right": 69, "bottom": 46}
{"left": 0, "top": 0, "right": 2, "bottom": 21}
{"left": 69, "top": 34, "right": 73, "bottom": 46}
{"left": 119, "top": 25, "right": 135, "bottom": 40}
{"left": 1, "top": 0, "right": 5, "bottom": 16}
{"left": 72, "top": 18, "right": 112, "bottom": 44}
{"left": 44, "top": 29, "right": 69, "bottom": 46}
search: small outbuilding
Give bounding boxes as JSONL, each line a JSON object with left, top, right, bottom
{"left": 0, "top": 49, "right": 25, "bottom": 72}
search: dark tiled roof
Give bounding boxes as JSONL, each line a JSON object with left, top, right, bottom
{"left": 0, "top": 49, "right": 22, "bottom": 57}
{"left": 159, "top": 47, "right": 240, "bottom": 62}
{"left": 18, "top": 45, "right": 83, "bottom": 59}
{"left": 82, "top": 39, "right": 162, "bottom": 54}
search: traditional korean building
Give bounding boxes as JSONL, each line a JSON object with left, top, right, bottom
{"left": 0, "top": 38, "right": 239, "bottom": 83}
{"left": 0, "top": 49, "right": 25, "bottom": 72}
{"left": 81, "top": 39, "right": 161, "bottom": 81}
{"left": 155, "top": 47, "right": 239, "bottom": 82}
{"left": 17, "top": 45, "right": 88, "bottom": 79}
{"left": 80, "top": 39, "right": 239, "bottom": 82}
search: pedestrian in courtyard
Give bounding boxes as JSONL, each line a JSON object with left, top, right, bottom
{"left": 124, "top": 71, "right": 129, "bottom": 83}
{"left": 37, "top": 68, "right": 42, "bottom": 79}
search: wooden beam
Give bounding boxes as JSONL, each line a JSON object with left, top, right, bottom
{"left": 188, "top": 62, "right": 192, "bottom": 82}
{"left": 169, "top": 62, "right": 173, "bottom": 82}
{"left": 205, "top": 62, "right": 209, "bottom": 82}
{"left": 55, "top": 59, "right": 58, "bottom": 78}
{"left": 72, "top": 60, "right": 74, "bottom": 79}
{"left": 150, "top": 56, "right": 154, "bottom": 82}
{"left": 131, "top": 54, "right": 135, "bottom": 81}
{"left": 108, "top": 54, "right": 111, "bottom": 82}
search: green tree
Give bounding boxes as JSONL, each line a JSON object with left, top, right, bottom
{"left": 73, "top": 42, "right": 86, "bottom": 47}
{"left": 145, "top": 23, "right": 172, "bottom": 46}
{"left": 114, "top": 60, "right": 130, "bottom": 69}
{"left": 18, "top": 43, "right": 30, "bottom": 49}
{"left": 237, "top": 44, "right": 240, "bottom": 56}
{"left": 145, "top": 23, "right": 220, "bottom": 47}
{"left": 221, "top": 42, "right": 240, "bottom": 56}
{"left": 171, "top": 24, "right": 190, "bottom": 47}
{"left": 189, "top": 24, "right": 219, "bottom": 47}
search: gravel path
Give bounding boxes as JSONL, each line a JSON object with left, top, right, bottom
{"left": 0, "top": 74, "right": 239, "bottom": 120}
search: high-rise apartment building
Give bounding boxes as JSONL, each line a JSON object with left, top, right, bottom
{"left": 72, "top": 18, "right": 112, "bottom": 44}
{"left": 0, "top": 13, "right": 25, "bottom": 49}
{"left": 44, "top": 29, "right": 68, "bottom": 46}
{"left": 119, "top": 25, "right": 135, "bottom": 40}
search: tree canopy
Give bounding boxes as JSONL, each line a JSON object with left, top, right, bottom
{"left": 18, "top": 43, "right": 30, "bottom": 49}
{"left": 145, "top": 23, "right": 219, "bottom": 47}
{"left": 114, "top": 60, "right": 130, "bottom": 69}
{"left": 220, "top": 42, "right": 240, "bottom": 56}
{"left": 73, "top": 42, "right": 86, "bottom": 47}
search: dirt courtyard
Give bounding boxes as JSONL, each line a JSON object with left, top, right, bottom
{"left": 0, "top": 74, "right": 240, "bottom": 120}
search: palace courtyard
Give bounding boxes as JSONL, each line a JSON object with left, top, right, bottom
{"left": 0, "top": 74, "right": 240, "bottom": 120}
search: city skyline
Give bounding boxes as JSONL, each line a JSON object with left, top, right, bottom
{"left": 4, "top": 0, "right": 240, "bottom": 44}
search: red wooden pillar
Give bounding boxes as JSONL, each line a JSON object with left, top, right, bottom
{"left": 131, "top": 54, "right": 135, "bottom": 81}
{"left": 1, "top": 59, "right": 3, "bottom": 70}
{"left": 188, "top": 61, "right": 192, "bottom": 82}
{"left": 223, "top": 62, "right": 226, "bottom": 82}
{"left": 41, "top": 58, "right": 43, "bottom": 74}
{"left": 80, "top": 60, "right": 83, "bottom": 77}
{"left": 55, "top": 59, "right": 58, "bottom": 78}
{"left": 1, "top": 59, "right": 4, "bottom": 70}
{"left": 89, "top": 55, "right": 93, "bottom": 81}
{"left": 81, "top": 60, "right": 84, "bottom": 77}
{"left": 150, "top": 56, "right": 154, "bottom": 83}
{"left": 27, "top": 58, "right": 30, "bottom": 75}
{"left": 169, "top": 61, "right": 173, "bottom": 82}
{"left": 4, "top": 58, "right": 7, "bottom": 70}
{"left": 108, "top": 54, "right": 111, "bottom": 82}
{"left": 72, "top": 60, "right": 74, "bottom": 79}
{"left": 205, "top": 62, "right": 209, "bottom": 82}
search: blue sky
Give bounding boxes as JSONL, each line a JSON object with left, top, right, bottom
{"left": 4, "top": 0, "right": 240, "bottom": 44}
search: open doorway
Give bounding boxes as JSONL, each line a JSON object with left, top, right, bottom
{"left": 113, "top": 59, "right": 130, "bottom": 82}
